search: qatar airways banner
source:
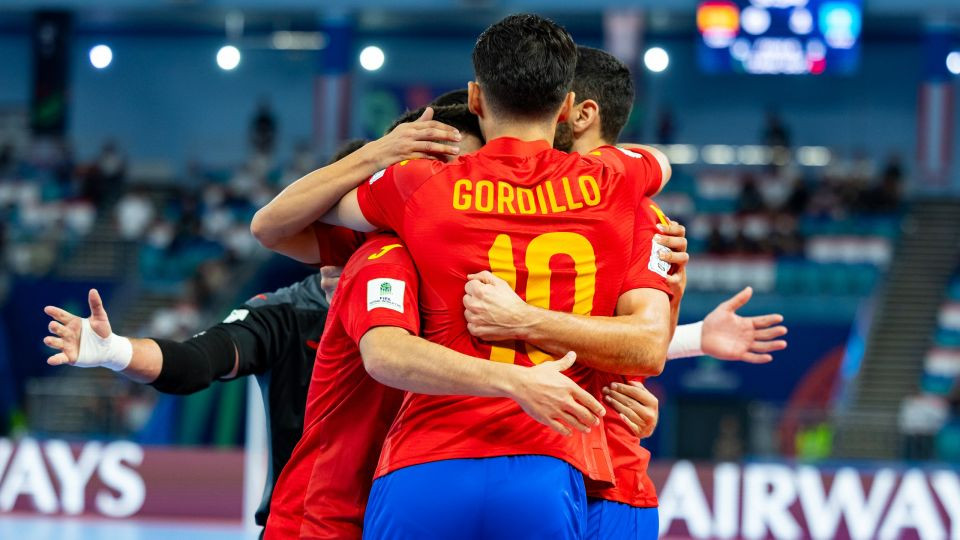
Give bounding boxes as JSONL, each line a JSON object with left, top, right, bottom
{"left": 0, "top": 438, "right": 243, "bottom": 520}
{"left": 649, "top": 461, "right": 960, "bottom": 539}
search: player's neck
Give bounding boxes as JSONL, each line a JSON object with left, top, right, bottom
{"left": 480, "top": 117, "right": 557, "bottom": 146}
{"left": 571, "top": 134, "right": 611, "bottom": 154}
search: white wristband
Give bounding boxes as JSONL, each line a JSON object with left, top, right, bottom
{"left": 77, "top": 318, "right": 133, "bottom": 372}
{"left": 667, "top": 321, "right": 704, "bottom": 360}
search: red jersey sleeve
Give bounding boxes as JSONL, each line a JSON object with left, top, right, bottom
{"left": 621, "top": 201, "right": 674, "bottom": 299}
{"left": 338, "top": 250, "right": 421, "bottom": 344}
{"left": 356, "top": 159, "right": 439, "bottom": 234}
{"left": 312, "top": 223, "right": 368, "bottom": 267}
{"left": 594, "top": 145, "right": 665, "bottom": 197}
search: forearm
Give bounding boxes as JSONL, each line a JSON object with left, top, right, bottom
{"left": 360, "top": 328, "right": 521, "bottom": 397}
{"left": 148, "top": 328, "right": 240, "bottom": 395}
{"left": 251, "top": 142, "right": 382, "bottom": 248}
{"left": 119, "top": 338, "right": 164, "bottom": 383}
{"left": 666, "top": 321, "right": 705, "bottom": 361}
{"left": 520, "top": 309, "right": 669, "bottom": 376}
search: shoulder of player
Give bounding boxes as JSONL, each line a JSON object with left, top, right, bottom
{"left": 382, "top": 157, "right": 446, "bottom": 179}
{"left": 343, "top": 236, "right": 414, "bottom": 274}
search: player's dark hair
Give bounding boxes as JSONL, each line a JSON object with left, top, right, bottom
{"left": 572, "top": 46, "right": 635, "bottom": 143}
{"left": 431, "top": 89, "right": 468, "bottom": 107}
{"left": 385, "top": 104, "right": 483, "bottom": 143}
{"left": 472, "top": 14, "right": 577, "bottom": 120}
{"left": 329, "top": 139, "right": 369, "bottom": 165}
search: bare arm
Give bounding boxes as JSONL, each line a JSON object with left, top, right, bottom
{"left": 44, "top": 289, "right": 240, "bottom": 385}
{"left": 464, "top": 275, "right": 671, "bottom": 377}
{"left": 251, "top": 108, "right": 460, "bottom": 249}
{"left": 359, "top": 326, "right": 605, "bottom": 436}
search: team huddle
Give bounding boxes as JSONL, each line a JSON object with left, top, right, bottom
{"left": 41, "top": 14, "right": 788, "bottom": 540}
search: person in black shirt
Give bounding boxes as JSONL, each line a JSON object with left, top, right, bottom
{"left": 41, "top": 274, "right": 329, "bottom": 528}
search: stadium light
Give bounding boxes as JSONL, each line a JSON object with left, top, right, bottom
{"left": 217, "top": 45, "right": 241, "bottom": 71}
{"left": 644, "top": 47, "right": 669, "bottom": 73}
{"left": 948, "top": 52, "right": 960, "bottom": 76}
{"left": 89, "top": 44, "right": 113, "bottom": 69}
{"left": 359, "top": 46, "right": 385, "bottom": 71}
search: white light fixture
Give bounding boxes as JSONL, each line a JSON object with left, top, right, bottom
{"left": 947, "top": 52, "right": 960, "bottom": 76}
{"left": 359, "top": 46, "right": 385, "bottom": 71}
{"left": 741, "top": 6, "right": 771, "bottom": 35}
{"left": 217, "top": 45, "right": 241, "bottom": 71}
{"left": 643, "top": 47, "right": 669, "bottom": 73}
{"left": 89, "top": 44, "right": 113, "bottom": 69}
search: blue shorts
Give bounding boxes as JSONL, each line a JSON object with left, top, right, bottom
{"left": 586, "top": 498, "right": 658, "bottom": 540}
{"left": 363, "top": 455, "right": 587, "bottom": 540}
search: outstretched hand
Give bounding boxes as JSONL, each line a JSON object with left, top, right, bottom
{"left": 701, "top": 287, "right": 788, "bottom": 363}
{"left": 43, "top": 289, "right": 112, "bottom": 366}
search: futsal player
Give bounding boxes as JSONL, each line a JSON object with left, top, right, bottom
{"left": 253, "top": 14, "right": 677, "bottom": 538}
{"left": 462, "top": 45, "right": 789, "bottom": 539}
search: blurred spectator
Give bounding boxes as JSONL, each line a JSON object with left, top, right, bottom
{"left": 761, "top": 109, "right": 790, "bottom": 149}
{"left": 0, "top": 142, "right": 14, "bottom": 177}
{"left": 116, "top": 188, "right": 156, "bottom": 240}
{"left": 899, "top": 394, "right": 948, "bottom": 461}
{"left": 81, "top": 140, "right": 127, "bottom": 205}
{"left": 737, "top": 175, "right": 766, "bottom": 214}
{"left": 656, "top": 107, "right": 675, "bottom": 145}
{"left": 250, "top": 99, "right": 277, "bottom": 156}
{"left": 706, "top": 223, "right": 729, "bottom": 255}
{"left": 284, "top": 140, "right": 318, "bottom": 185}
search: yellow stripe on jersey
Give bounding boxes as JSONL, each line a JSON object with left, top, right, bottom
{"left": 649, "top": 204, "right": 670, "bottom": 226}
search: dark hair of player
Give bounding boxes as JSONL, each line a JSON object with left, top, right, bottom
{"left": 385, "top": 104, "right": 484, "bottom": 144}
{"left": 329, "top": 139, "right": 369, "bottom": 164}
{"left": 472, "top": 14, "right": 577, "bottom": 120}
{"left": 430, "top": 89, "right": 468, "bottom": 107}
{"left": 572, "top": 46, "right": 635, "bottom": 143}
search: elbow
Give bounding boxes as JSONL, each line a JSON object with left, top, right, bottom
{"left": 250, "top": 209, "right": 279, "bottom": 249}
{"left": 360, "top": 338, "right": 400, "bottom": 385}
{"left": 625, "top": 338, "right": 669, "bottom": 377}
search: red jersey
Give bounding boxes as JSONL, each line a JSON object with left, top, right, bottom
{"left": 312, "top": 222, "right": 368, "bottom": 266}
{"left": 265, "top": 234, "right": 420, "bottom": 540}
{"left": 356, "top": 137, "right": 665, "bottom": 483}
{"left": 586, "top": 198, "right": 674, "bottom": 508}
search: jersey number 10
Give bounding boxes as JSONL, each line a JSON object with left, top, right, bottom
{"left": 486, "top": 232, "right": 597, "bottom": 365}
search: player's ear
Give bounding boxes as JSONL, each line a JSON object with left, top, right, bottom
{"left": 467, "top": 81, "right": 484, "bottom": 118}
{"left": 556, "top": 91, "right": 576, "bottom": 123}
{"left": 572, "top": 99, "right": 599, "bottom": 136}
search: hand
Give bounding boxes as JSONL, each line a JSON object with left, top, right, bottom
{"left": 370, "top": 107, "right": 461, "bottom": 169}
{"left": 602, "top": 381, "right": 658, "bottom": 438}
{"left": 655, "top": 220, "right": 689, "bottom": 295}
{"left": 701, "top": 287, "right": 788, "bottom": 363}
{"left": 463, "top": 270, "right": 532, "bottom": 341}
{"left": 506, "top": 352, "right": 606, "bottom": 437}
{"left": 43, "top": 289, "right": 112, "bottom": 366}
{"left": 319, "top": 266, "right": 343, "bottom": 303}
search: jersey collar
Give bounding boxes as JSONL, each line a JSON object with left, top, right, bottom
{"left": 480, "top": 137, "right": 552, "bottom": 157}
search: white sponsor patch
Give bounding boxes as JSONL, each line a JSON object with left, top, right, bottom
{"left": 369, "top": 169, "right": 387, "bottom": 184}
{"left": 222, "top": 309, "right": 249, "bottom": 323}
{"left": 367, "top": 278, "right": 405, "bottom": 313}
{"left": 616, "top": 146, "right": 645, "bottom": 159}
{"left": 648, "top": 238, "right": 671, "bottom": 278}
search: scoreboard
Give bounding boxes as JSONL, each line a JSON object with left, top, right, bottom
{"left": 697, "top": 0, "right": 862, "bottom": 75}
